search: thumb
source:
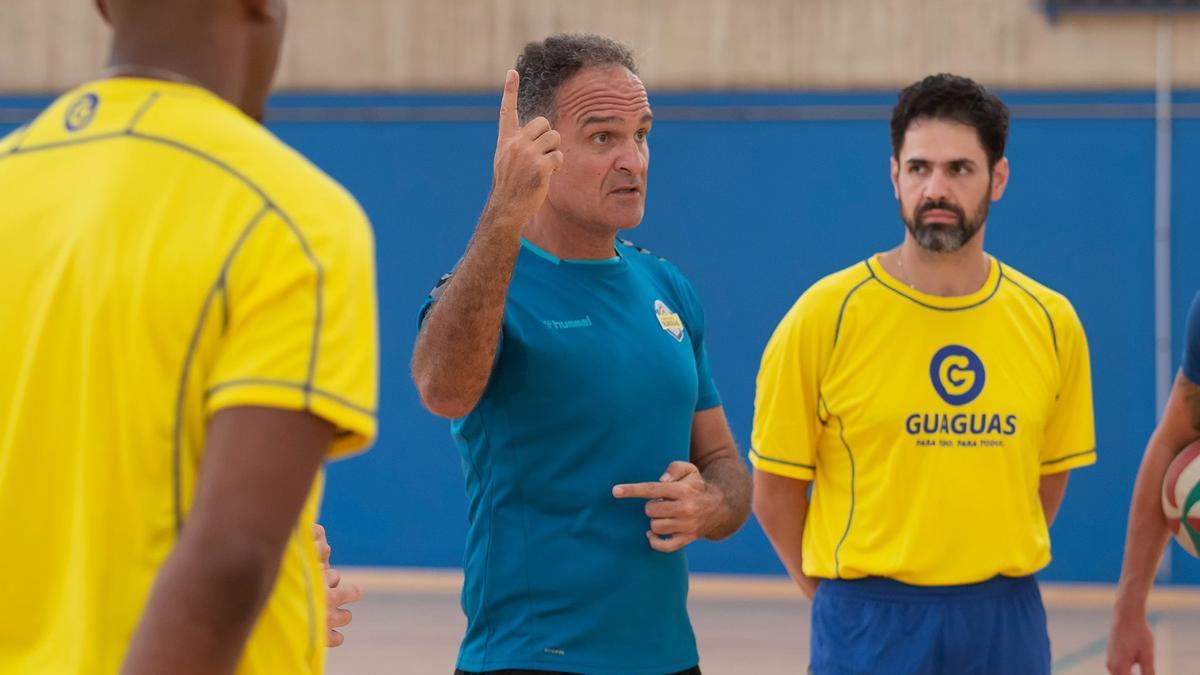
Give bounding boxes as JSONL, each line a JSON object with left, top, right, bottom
{"left": 660, "top": 461, "right": 699, "bottom": 482}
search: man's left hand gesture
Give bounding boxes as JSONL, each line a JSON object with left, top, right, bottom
{"left": 613, "top": 461, "right": 723, "bottom": 553}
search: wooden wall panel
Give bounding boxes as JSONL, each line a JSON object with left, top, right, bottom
{"left": 1, "top": 0, "right": 1197, "bottom": 92}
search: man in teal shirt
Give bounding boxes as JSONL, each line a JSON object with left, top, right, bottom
{"left": 412, "top": 34, "right": 751, "bottom": 674}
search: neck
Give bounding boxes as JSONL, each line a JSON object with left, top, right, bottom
{"left": 885, "top": 231, "right": 990, "bottom": 297}
{"left": 524, "top": 209, "right": 619, "bottom": 261}
{"left": 105, "top": 32, "right": 244, "bottom": 112}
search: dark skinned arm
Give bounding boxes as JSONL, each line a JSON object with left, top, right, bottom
{"left": 120, "top": 406, "right": 333, "bottom": 675}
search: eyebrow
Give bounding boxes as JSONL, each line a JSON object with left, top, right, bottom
{"left": 579, "top": 112, "right": 654, "bottom": 128}
{"left": 906, "top": 157, "right": 977, "bottom": 166}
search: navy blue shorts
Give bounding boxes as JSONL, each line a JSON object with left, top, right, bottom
{"left": 810, "top": 575, "right": 1050, "bottom": 675}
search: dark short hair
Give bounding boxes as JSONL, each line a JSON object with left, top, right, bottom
{"left": 514, "top": 33, "right": 638, "bottom": 125}
{"left": 890, "top": 73, "right": 1009, "bottom": 169}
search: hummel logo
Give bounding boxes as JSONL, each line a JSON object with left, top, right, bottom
{"left": 542, "top": 316, "right": 593, "bottom": 329}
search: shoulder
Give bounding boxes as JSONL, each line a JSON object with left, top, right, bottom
{"left": 791, "top": 259, "right": 876, "bottom": 320}
{"left": 146, "top": 88, "right": 370, "bottom": 241}
{"left": 0, "top": 124, "right": 25, "bottom": 154}
{"left": 997, "top": 260, "right": 1082, "bottom": 330}
{"left": 618, "top": 238, "right": 698, "bottom": 298}
{"left": 763, "top": 260, "right": 874, "bottom": 348}
{"left": 618, "top": 238, "right": 684, "bottom": 279}
{"left": 617, "top": 239, "right": 709, "bottom": 327}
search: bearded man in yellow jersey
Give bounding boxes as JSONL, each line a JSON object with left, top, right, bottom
{"left": 0, "top": 1, "right": 377, "bottom": 674}
{"left": 751, "top": 74, "right": 1096, "bottom": 675}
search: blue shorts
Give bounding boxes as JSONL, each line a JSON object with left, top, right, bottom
{"left": 810, "top": 575, "right": 1050, "bottom": 675}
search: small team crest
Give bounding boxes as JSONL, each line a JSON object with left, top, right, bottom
{"left": 654, "top": 300, "right": 684, "bottom": 342}
{"left": 65, "top": 93, "right": 99, "bottom": 132}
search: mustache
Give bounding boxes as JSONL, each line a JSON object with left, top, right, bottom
{"left": 918, "top": 199, "right": 966, "bottom": 219}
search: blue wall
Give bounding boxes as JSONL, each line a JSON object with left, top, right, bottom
{"left": 3, "top": 89, "right": 1197, "bottom": 583}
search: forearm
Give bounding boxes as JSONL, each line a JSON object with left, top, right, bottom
{"left": 698, "top": 454, "right": 752, "bottom": 540}
{"left": 759, "top": 509, "right": 817, "bottom": 599}
{"left": 412, "top": 205, "right": 524, "bottom": 416}
{"left": 123, "top": 408, "right": 331, "bottom": 675}
{"left": 1038, "top": 470, "right": 1069, "bottom": 526}
{"left": 121, "top": 532, "right": 280, "bottom": 674}
{"left": 1113, "top": 440, "right": 1175, "bottom": 616}
{"left": 753, "top": 472, "right": 818, "bottom": 598}
{"left": 763, "top": 521, "right": 811, "bottom": 593}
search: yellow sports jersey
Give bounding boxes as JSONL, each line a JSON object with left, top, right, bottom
{"left": 751, "top": 254, "right": 1094, "bottom": 586}
{"left": 0, "top": 78, "right": 377, "bottom": 673}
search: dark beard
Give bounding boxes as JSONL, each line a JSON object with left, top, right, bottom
{"left": 901, "top": 191, "right": 990, "bottom": 253}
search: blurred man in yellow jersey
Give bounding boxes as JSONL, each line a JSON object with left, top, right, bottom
{"left": 0, "top": 1, "right": 377, "bottom": 673}
{"left": 752, "top": 74, "right": 1095, "bottom": 674}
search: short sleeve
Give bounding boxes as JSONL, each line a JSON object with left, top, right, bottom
{"left": 671, "top": 271, "right": 721, "bottom": 412}
{"left": 206, "top": 202, "right": 378, "bottom": 459}
{"left": 417, "top": 267, "right": 455, "bottom": 329}
{"left": 416, "top": 262, "right": 504, "bottom": 376}
{"left": 749, "top": 292, "right": 832, "bottom": 481}
{"left": 1183, "top": 292, "right": 1200, "bottom": 386}
{"left": 1039, "top": 298, "right": 1096, "bottom": 474}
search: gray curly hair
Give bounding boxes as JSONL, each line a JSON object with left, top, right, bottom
{"left": 514, "top": 33, "right": 638, "bottom": 125}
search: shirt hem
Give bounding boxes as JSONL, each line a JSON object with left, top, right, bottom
{"left": 748, "top": 448, "right": 815, "bottom": 480}
{"left": 1039, "top": 448, "right": 1096, "bottom": 474}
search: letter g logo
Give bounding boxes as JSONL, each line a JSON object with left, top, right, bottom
{"left": 929, "top": 345, "right": 986, "bottom": 406}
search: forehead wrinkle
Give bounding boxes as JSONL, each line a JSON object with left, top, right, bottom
{"left": 582, "top": 110, "right": 654, "bottom": 126}
{"left": 555, "top": 73, "right": 649, "bottom": 124}
{"left": 562, "top": 97, "right": 650, "bottom": 127}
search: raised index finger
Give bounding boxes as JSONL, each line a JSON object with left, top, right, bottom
{"left": 498, "top": 69, "right": 520, "bottom": 140}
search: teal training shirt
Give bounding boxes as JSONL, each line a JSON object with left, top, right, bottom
{"left": 420, "top": 238, "right": 720, "bottom": 674}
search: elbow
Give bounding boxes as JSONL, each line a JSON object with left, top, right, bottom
{"left": 752, "top": 490, "right": 785, "bottom": 534}
{"left": 751, "top": 497, "right": 773, "bottom": 530}
{"left": 413, "top": 374, "right": 478, "bottom": 419}
{"left": 185, "top": 536, "right": 280, "bottom": 626}
{"left": 214, "top": 555, "right": 276, "bottom": 619}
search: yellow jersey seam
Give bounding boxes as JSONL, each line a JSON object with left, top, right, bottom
{"left": 865, "top": 257, "right": 1003, "bottom": 312}
{"left": 748, "top": 447, "right": 815, "bottom": 471}
{"left": 1041, "top": 448, "right": 1095, "bottom": 466}
{"left": 171, "top": 203, "right": 273, "bottom": 533}
{"left": 997, "top": 264, "right": 1059, "bottom": 354}
{"left": 206, "top": 377, "right": 376, "bottom": 418}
